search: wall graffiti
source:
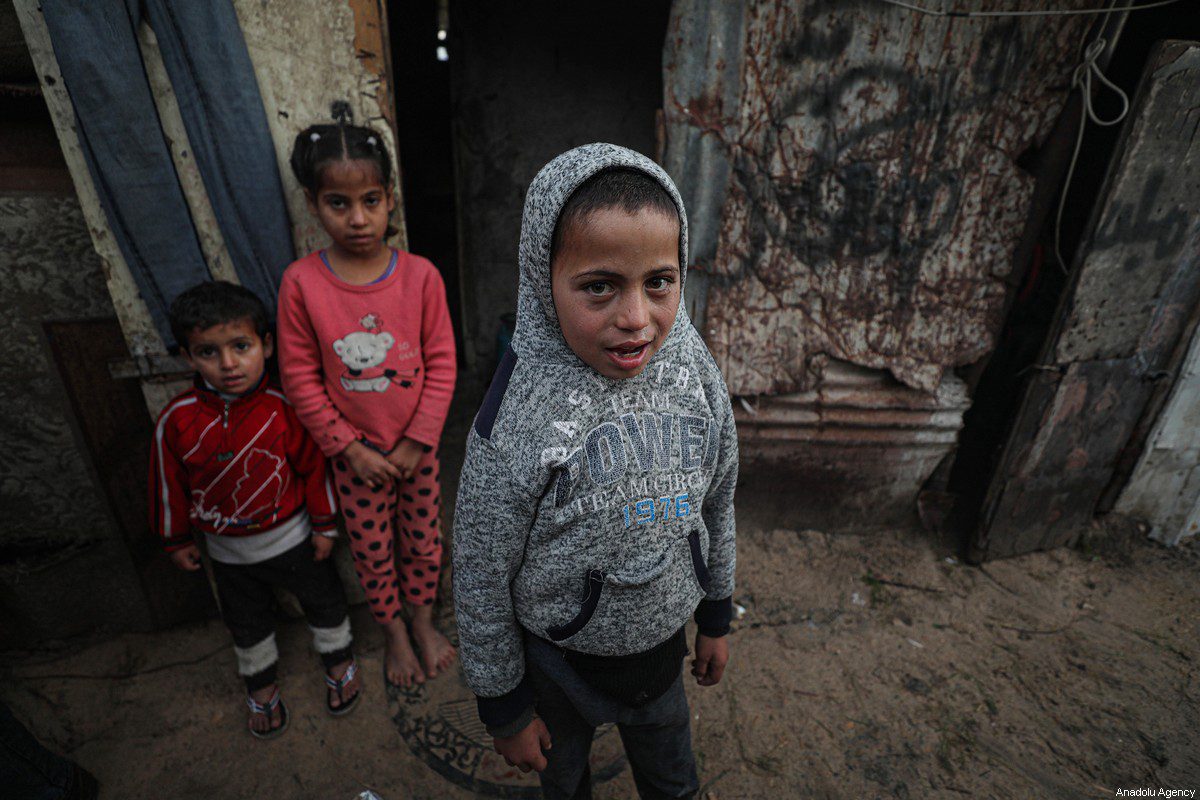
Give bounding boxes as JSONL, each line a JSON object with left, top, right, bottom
{"left": 1092, "top": 167, "right": 1187, "bottom": 263}
{"left": 665, "top": 0, "right": 1097, "bottom": 394}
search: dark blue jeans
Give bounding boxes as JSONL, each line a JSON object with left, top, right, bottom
{"left": 40, "top": 0, "right": 295, "bottom": 343}
{"left": 0, "top": 703, "right": 93, "bottom": 800}
{"left": 526, "top": 634, "right": 700, "bottom": 800}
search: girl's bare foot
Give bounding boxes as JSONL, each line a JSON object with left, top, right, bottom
{"left": 410, "top": 605, "right": 457, "bottom": 679}
{"left": 247, "top": 684, "right": 285, "bottom": 736}
{"left": 382, "top": 618, "right": 425, "bottom": 687}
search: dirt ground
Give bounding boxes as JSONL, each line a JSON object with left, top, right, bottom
{"left": 3, "top": 515, "right": 1198, "bottom": 799}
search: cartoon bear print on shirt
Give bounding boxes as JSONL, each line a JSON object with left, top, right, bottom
{"left": 332, "top": 313, "right": 419, "bottom": 393}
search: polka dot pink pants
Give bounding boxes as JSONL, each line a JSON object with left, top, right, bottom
{"left": 332, "top": 448, "right": 443, "bottom": 621}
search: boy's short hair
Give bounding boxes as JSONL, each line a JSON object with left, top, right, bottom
{"left": 550, "top": 168, "right": 680, "bottom": 264}
{"left": 168, "top": 281, "right": 270, "bottom": 352}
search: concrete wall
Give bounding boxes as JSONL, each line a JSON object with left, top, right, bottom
{"left": 451, "top": 0, "right": 671, "bottom": 376}
{"left": 0, "top": 194, "right": 153, "bottom": 644}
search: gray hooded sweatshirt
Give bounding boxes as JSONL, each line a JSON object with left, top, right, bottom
{"left": 452, "top": 143, "right": 737, "bottom": 732}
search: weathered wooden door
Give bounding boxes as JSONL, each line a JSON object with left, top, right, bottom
{"left": 971, "top": 41, "right": 1200, "bottom": 561}
{"left": 45, "top": 319, "right": 217, "bottom": 629}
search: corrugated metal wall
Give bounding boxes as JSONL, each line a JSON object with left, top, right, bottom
{"left": 663, "top": 0, "right": 1098, "bottom": 524}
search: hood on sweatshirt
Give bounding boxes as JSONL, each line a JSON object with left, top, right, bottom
{"left": 511, "top": 142, "right": 694, "bottom": 370}
{"left": 452, "top": 143, "right": 739, "bottom": 724}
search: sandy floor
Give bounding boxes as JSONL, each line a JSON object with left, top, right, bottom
{"left": 3, "top": 519, "right": 1197, "bottom": 799}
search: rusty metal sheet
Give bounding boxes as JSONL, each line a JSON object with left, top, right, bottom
{"left": 661, "top": 0, "right": 745, "bottom": 328}
{"left": 974, "top": 41, "right": 1200, "bottom": 560}
{"left": 664, "top": 0, "right": 1097, "bottom": 395}
{"left": 734, "top": 359, "right": 969, "bottom": 528}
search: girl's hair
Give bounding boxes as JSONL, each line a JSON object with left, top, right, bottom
{"left": 289, "top": 122, "right": 399, "bottom": 237}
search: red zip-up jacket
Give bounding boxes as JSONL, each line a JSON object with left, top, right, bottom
{"left": 148, "top": 376, "right": 338, "bottom": 552}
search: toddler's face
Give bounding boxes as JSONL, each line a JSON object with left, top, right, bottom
{"left": 183, "top": 317, "right": 271, "bottom": 396}
{"left": 307, "top": 159, "right": 394, "bottom": 258}
{"left": 551, "top": 206, "right": 681, "bottom": 380}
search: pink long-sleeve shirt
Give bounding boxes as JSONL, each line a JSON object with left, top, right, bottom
{"left": 277, "top": 250, "right": 457, "bottom": 457}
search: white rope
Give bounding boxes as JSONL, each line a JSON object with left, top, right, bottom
{"left": 876, "top": 0, "right": 1180, "bottom": 17}
{"left": 1053, "top": 23, "right": 1131, "bottom": 273}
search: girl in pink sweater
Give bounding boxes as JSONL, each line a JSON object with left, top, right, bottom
{"left": 277, "top": 123, "right": 456, "bottom": 687}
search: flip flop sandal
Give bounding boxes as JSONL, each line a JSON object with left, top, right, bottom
{"left": 246, "top": 688, "right": 289, "bottom": 740}
{"left": 326, "top": 659, "right": 362, "bottom": 716}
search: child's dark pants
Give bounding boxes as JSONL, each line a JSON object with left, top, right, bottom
{"left": 211, "top": 537, "right": 353, "bottom": 691}
{"left": 525, "top": 634, "right": 699, "bottom": 800}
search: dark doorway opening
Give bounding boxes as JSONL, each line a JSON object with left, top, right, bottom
{"left": 408, "top": 0, "right": 672, "bottom": 379}
{"left": 389, "top": 0, "right": 463, "bottom": 353}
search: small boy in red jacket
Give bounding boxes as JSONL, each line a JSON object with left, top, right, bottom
{"left": 149, "top": 281, "right": 361, "bottom": 739}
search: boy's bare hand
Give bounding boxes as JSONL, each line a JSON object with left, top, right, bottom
{"left": 170, "top": 544, "right": 202, "bottom": 571}
{"left": 386, "top": 437, "right": 425, "bottom": 480}
{"left": 493, "top": 717, "right": 552, "bottom": 773}
{"left": 312, "top": 535, "right": 335, "bottom": 561}
{"left": 343, "top": 440, "right": 401, "bottom": 489}
{"left": 692, "top": 633, "right": 729, "bottom": 686}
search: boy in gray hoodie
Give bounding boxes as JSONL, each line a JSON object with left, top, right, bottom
{"left": 453, "top": 143, "right": 737, "bottom": 799}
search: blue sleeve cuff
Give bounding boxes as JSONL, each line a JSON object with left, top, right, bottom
{"left": 694, "top": 596, "right": 733, "bottom": 638}
{"left": 476, "top": 674, "right": 535, "bottom": 735}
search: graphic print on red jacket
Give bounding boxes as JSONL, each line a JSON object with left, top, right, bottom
{"left": 149, "top": 377, "right": 338, "bottom": 552}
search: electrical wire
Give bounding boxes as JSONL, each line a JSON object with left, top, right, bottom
{"left": 877, "top": 0, "right": 1181, "bottom": 17}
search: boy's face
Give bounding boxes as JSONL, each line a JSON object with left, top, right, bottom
{"left": 551, "top": 206, "right": 681, "bottom": 380}
{"left": 183, "top": 317, "right": 272, "bottom": 396}
{"left": 306, "top": 158, "right": 395, "bottom": 259}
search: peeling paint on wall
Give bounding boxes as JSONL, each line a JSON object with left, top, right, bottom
{"left": 234, "top": 0, "right": 404, "bottom": 259}
{"left": 664, "top": 0, "right": 1095, "bottom": 396}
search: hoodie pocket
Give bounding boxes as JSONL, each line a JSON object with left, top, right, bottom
{"left": 546, "top": 568, "right": 605, "bottom": 641}
{"left": 545, "top": 530, "right": 708, "bottom": 653}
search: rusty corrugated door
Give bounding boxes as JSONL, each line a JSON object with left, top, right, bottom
{"left": 664, "top": 0, "right": 1098, "bottom": 396}
{"left": 973, "top": 41, "right": 1200, "bottom": 560}
{"left": 662, "top": 0, "right": 1100, "bottom": 525}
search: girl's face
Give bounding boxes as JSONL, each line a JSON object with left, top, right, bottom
{"left": 307, "top": 159, "right": 395, "bottom": 258}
